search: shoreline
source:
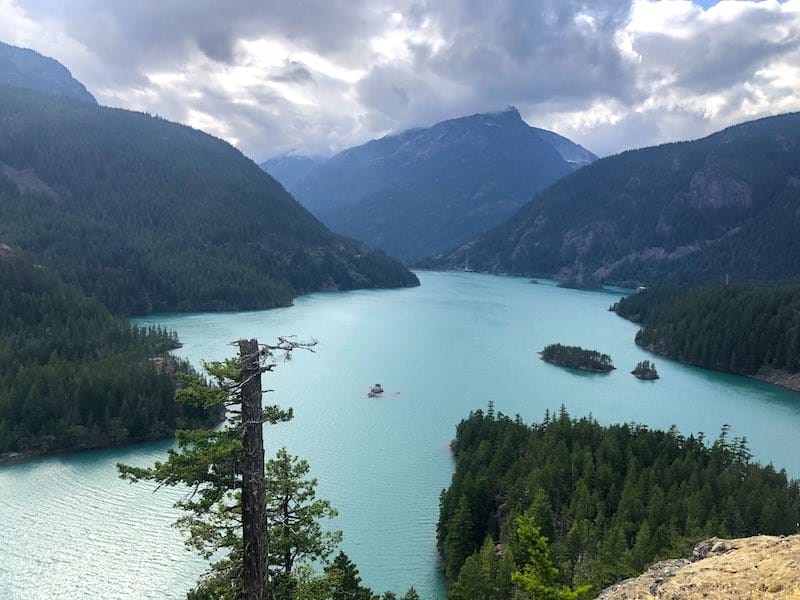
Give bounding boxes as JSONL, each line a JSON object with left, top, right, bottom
{"left": 635, "top": 341, "right": 800, "bottom": 394}
{"left": 0, "top": 433, "right": 177, "bottom": 467}
{"left": 748, "top": 368, "right": 800, "bottom": 393}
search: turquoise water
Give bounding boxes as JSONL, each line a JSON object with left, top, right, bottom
{"left": 2, "top": 271, "right": 800, "bottom": 599}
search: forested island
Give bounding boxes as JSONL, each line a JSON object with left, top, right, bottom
{"left": 540, "top": 344, "right": 614, "bottom": 372}
{"left": 612, "top": 285, "right": 800, "bottom": 390}
{"left": 631, "top": 360, "right": 659, "bottom": 380}
{"left": 438, "top": 407, "right": 800, "bottom": 598}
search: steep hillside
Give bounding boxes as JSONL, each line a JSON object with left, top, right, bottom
{"left": 0, "top": 83, "right": 417, "bottom": 315}
{"left": 435, "top": 113, "right": 800, "bottom": 286}
{"left": 270, "top": 108, "right": 595, "bottom": 259}
{"left": 0, "top": 41, "right": 96, "bottom": 103}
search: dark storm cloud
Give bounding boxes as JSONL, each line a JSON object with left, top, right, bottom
{"left": 354, "top": 0, "right": 639, "bottom": 139}
{"left": 4, "top": 0, "right": 800, "bottom": 159}
{"left": 427, "top": 0, "right": 635, "bottom": 101}
{"left": 634, "top": 4, "right": 800, "bottom": 94}
{"left": 13, "top": 0, "right": 378, "bottom": 78}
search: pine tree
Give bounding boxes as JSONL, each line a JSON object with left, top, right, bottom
{"left": 512, "top": 515, "right": 591, "bottom": 600}
{"left": 118, "top": 337, "right": 318, "bottom": 599}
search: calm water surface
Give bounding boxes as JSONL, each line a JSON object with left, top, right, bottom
{"left": 2, "top": 272, "right": 800, "bottom": 599}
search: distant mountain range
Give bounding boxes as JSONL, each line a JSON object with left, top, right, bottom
{"left": 262, "top": 108, "right": 596, "bottom": 260}
{"left": 0, "top": 41, "right": 96, "bottom": 103}
{"left": 432, "top": 112, "right": 800, "bottom": 286}
{"left": 260, "top": 155, "right": 321, "bottom": 191}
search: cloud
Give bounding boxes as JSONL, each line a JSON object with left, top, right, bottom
{"left": 1, "top": 0, "right": 799, "bottom": 159}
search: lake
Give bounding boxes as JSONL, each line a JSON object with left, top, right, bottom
{"left": 2, "top": 271, "right": 800, "bottom": 599}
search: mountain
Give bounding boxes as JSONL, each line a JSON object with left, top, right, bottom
{"left": 433, "top": 113, "right": 800, "bottom": 286}
{"left": 0, "top": 41, "right": 96, "bottom": 103}
{"left": 260, "top": 155, "right": 320, "bottom": 191}
{"left": 266, "top": 108, "right": 596, "bottom": 260}
{"left": 0, "top": 82, "right": 417, "bottom": 316}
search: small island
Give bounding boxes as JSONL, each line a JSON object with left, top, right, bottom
{"left": 540, "top": 343, "right": 615, "bottom": 372}
{"left": 631, "top": 360, "right": 659, "bottom": 380}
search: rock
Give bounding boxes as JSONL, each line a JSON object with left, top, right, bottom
{"left": 598, "top": 535, "right": 800, "bottom": 599}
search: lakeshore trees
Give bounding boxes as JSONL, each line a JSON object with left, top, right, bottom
{"left": 612, "top": 285, "right": 800, "bottom": 376}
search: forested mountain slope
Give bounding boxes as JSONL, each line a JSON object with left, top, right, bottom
{"left": 0, "top": 83, "right": 417, "bottom": 315}
{"left": 268, "top": 108, "right": 595, "bottom": 260}
{"left": 0, "top": 246, "right": 217, "bottom": 456}
{"left": 434, "top": 113, "right": 800, "bottom": 286}
{"left": 0, "top": 41, "right": 96, "bottom": 103}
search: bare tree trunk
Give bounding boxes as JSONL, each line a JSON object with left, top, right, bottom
{"left": 239, "top": 338, "right": 267, "bottom": 600}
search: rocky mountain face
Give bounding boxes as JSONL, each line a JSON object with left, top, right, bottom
{"left": 0, "top": 41, "right": 96, "bottom": 103}
{"left": 433, "top": 112, "right": 800, "bottom": 286}
{"left": 263, "top": 107, "right": 596, "bottom": 260}
{"left": 598, "top": 535, "right": 800, "bottom": 599}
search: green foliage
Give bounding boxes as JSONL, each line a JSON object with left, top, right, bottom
{"left": 614, "top": 285, "right": 800, "bottom": 375}
{"left": 0, "top": 250, "right": 216, "bottom": 455}
{"left": 118, "top": 344, "right": 346, "bottom": 599}
{"left": 266, "top": 448, "right": 342, "bottom": 582}
{"left": 512, "top": 515, "right": 590, "bottom": 600}
{"left": 326, "top": 552, "right": 376, "bottom": 600}
{"left": 438, "top": 407, "right": 800, "bottom": 597}
{"left": 0, "top": 83, "right": 417, "bottom": 317}
{"left": 541, "top": 344, "right": 614, "bottom": 372}
{"left": 631, "top": 360, "right": 658, "bottom": 379}
{"left": 437, "top": 112, "right": 800, "bottom": 286}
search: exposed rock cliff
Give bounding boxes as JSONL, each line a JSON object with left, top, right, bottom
{"left": 598, "top": 535, "right": 800, "bottom": 599}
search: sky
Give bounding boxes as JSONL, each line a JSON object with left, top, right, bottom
{"left": 1, "top": 0, "right": 799, "bottom": 160}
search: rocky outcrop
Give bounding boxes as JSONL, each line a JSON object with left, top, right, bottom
{"left": 598, "top": 535, "right": 800, "bottom": 599}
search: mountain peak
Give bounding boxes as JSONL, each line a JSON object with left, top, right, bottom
{"left": 0, "top": 41, "right": 96, "bottom": 104}
{"left": 268, "top": 109, "right": 597, "bottom": 260}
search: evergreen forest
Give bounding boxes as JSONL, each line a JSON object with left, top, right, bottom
{"left": 0, "top": 250, "right": 218, "bottom": 456}
{"left": 438, "top": 407, "right": 800, "bottom": 599}
{"left": 540, "top": 344, "right": 614, "bottom": 372}
{"left": 0, "top": 83, "right": 417, "bottom": 317}
{"left": 613, "top": 285, "right": 800, "bottom": 375}
{"left": 0, "top": 80, "right": 416, "bottom": 457}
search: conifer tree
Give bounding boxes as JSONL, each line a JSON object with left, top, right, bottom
{"left": 119, "top": 337, "right": 318, "bottom": 599}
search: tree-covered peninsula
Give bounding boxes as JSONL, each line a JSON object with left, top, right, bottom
{"left": 0, "top": 249, "right": 218, "bottom": 457}
{"left": 612, "top": 285, "right": 800, "bottom": 389}
{"left": 438, "top": 407, "right": 800, "bottom": 599}
{"left": 540, "top": 344, "right": 614, "bottom": 372}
